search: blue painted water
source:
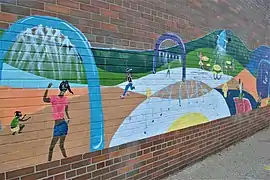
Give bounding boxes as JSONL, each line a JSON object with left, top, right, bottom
{"left": 0, "top": 63, "right": 88, "bottom": 88}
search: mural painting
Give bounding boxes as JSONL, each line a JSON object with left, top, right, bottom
{"left": 0, "top": 16, "right": 269, "bottom": 172}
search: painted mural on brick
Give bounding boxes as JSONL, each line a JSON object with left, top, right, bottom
{"left": 0, "top": 16, "right": 269, "bottom": 172}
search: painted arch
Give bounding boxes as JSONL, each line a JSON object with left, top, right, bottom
{"left": 0, "top": 16, "right": 104, "bottom": 152}
{"left": 152, "top": 33, "right": 186, "bottom": 81}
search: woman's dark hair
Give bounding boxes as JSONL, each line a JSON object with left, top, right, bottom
{"left": 59, "top": 81, "right": 73, "bottom": 94}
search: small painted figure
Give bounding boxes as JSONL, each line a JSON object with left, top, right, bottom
{"left": 166, "top": 64, "right": 171, "bottom": 78}
{"left": 43, "top": 81, "right": 73, "bottom": 161}
{"left": 10, "top": 111, "right": 31, "bottom": 135}
{"left": 198, "top": 52, "right": 204, "bottom": 69}
{"left": 237, "top": 79, "right": 244, "bottom": 100}
{"left": 213, "top": 64, "right": 222, "bottom": 80}
{"left": 121, "top": 68, "right": 135, "bottom": 99}
{"left": 256, "top": 95, "right": 262, "bottom": 108}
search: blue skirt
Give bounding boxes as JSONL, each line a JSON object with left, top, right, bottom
{"left": 53, "top": 120, "right": 68, "bottom": 137}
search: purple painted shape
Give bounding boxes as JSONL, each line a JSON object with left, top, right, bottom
{"left": 256, "top": 59, "right": 270, "bottom": 99}
{"left": 153, "top": 33, "right": 186, "bottom": 81}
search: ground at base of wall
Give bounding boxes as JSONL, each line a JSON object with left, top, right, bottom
{"left": 164, "top": 127, "right": 270, "bottom": 180}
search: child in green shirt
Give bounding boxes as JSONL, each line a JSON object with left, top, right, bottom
{"left": 10, "top": 111, "right": 31, "bottom": 135}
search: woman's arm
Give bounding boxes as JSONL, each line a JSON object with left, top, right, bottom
{"left": 43, "top": 83, "right": 52, "bottom": 103}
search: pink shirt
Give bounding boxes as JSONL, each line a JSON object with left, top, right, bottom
{"left": 50, "top": 95, "right": 68, "bottom": 120}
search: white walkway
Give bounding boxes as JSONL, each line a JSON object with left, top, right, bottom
{"left": 117, "top": 68, "right": 233, "bottom": 96}
{"left": 110, "top": 89, "right": 230, "bottom": 147}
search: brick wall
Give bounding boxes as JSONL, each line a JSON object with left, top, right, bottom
{"left": 0, "top": 0, "right": 269, "bottom": 49}
{"left": 0, "top": 106, "right": 269, "bottom": 180}
{"left": 0, "top": 0, "right": 269, "bottom": 179}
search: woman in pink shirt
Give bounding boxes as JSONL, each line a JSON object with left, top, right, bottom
{"left": 43, "top": 81, "right": 74, "bottom": 161}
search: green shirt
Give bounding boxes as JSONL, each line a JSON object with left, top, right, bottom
{"left": 10, "top": 117, "right": 19, "bottom": 128}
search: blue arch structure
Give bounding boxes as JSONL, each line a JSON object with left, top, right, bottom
{"left": 0, "top": 16, "right": 104, "bottom": 152}
{"left": 152, "top": 33, "right": 186, "bottom": 81}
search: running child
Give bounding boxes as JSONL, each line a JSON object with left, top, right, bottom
{"left": 121, "top": 68, "right": 135, "bottom": 99}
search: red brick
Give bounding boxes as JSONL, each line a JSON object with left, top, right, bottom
{"left": 119, "top": 12, "right": 134, "bottom": 22}
{"left": 71, "top": 159, "right": 91, "bottom": 169}
{"left": 31, "top": 9, "right": 56, "bottom": 16}
{"left": 0, "top": 12, "right": 17, "bottom": 22}
{"left": 66, "top": 170, "right": 76, "bottom": 179}
{"left": 97, "top": 162, "right": 105, "bottom": 169}
{"left": 1, "top": 4, "right": 30, "bottom": 16}
{"left": 109, "top": 149, "right": 127, "bottom": 158}
{"left": 78, "top": 19, "right": 100, "bottom": 28}
{"left": 91, "top": 0, "right": 109, "bottom": 9}
{"left": 109, "top": 4, "right": 126, "bottom": 12}
{"left": 54, "top": 173, "right": 65, "bottom": 180}
{"left": 80, "top": 3, "right": 100, "bottom": 14}
{"left": 70, "top": 9, "right": 91, "bottom": 18}
{"left": 110, "top": 161, "right": 126, "bottom": 171}
{"left": 0, "top": 22, "right": 9, "bottom": 29}
{"left": 21, "top": 171, "right": 47, "bottom": 180}
{"left": 101, "top": 9, "right": 119, "bottom": 18}
{"left": 92, "top": 167, "right": 109, "bottom": 177}
{"left": 45, "top": 4, "right": 69, "bottom": 14}
{"left": 43, "top": 177, "right": 53, "bottom": 180}
{"left": 0, "top": 173, "right": 4, "bottom": 180}
{"left": 6, "top": 167, "right": 34, "bottom": 179}
{"left": 48, "top": 165, "right": 71, "bottom": 176}
{"left": 92, "top": 154, "right": 109, "bottom": 163}
{"left": 101, "top": 22, "right": 117, "bottom": 31}
{"left": 92, "top": 13, "right": 109, "bottom": 23}
{"left": 140, "top": 142, "right": 153, "bottom": 149}
{"left": 102, "top": 171, "right": 118, "bottom": 179}
{"left": 61, "top": 155, "right": 82, "bottom": 165}
{"left": 17, "top": 0, "right": 44, "bottom": 9}
{"left": 111, "top": 174, "right": 126, "bottom": 180}
{"left": 87, "top": 164, "right": 96, "bottom": 172}
{"left": 42, "top": 0, "right": 56, "bottom": 3}
{"left": 57, "top": 0, "right": 79, "bottom": 8}
{"left": 110, "top": 18, "right": 126, "bottom": 26}
{"left": 36, "top": 161, "right": 60, "bottom": 171}
{"left": 72, "top": 173, "right": 91, "bottom": 180}
{"left": 76, "top": 0, "right": 90, "bottom": 3}
{"left": 105, "top": 159, "right": 114, "bottom": 166}
{"left": 77, "top": 167, "right": 87, "bottom": 175}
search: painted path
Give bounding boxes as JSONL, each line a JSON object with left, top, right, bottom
{"left": 117, "top": 68, "right": 233, "bottom": 96}
{"left": 110, "top": 89, "right": 230, "bottom": 147}
{"left": 0, "top": 63, "right": 88, "bottom": 88}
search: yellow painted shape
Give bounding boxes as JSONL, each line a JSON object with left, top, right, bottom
{"left": 168, "top": 113, "right": 209, "bottom": 132}
{"left": 222, "top": 83, "right": 228, "bottom": 98}
{"left": 264, "top": 166, "right": 270, "bottom": 170}
{"left": 146, "top": 88, "right": 152, "bottom": 98}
